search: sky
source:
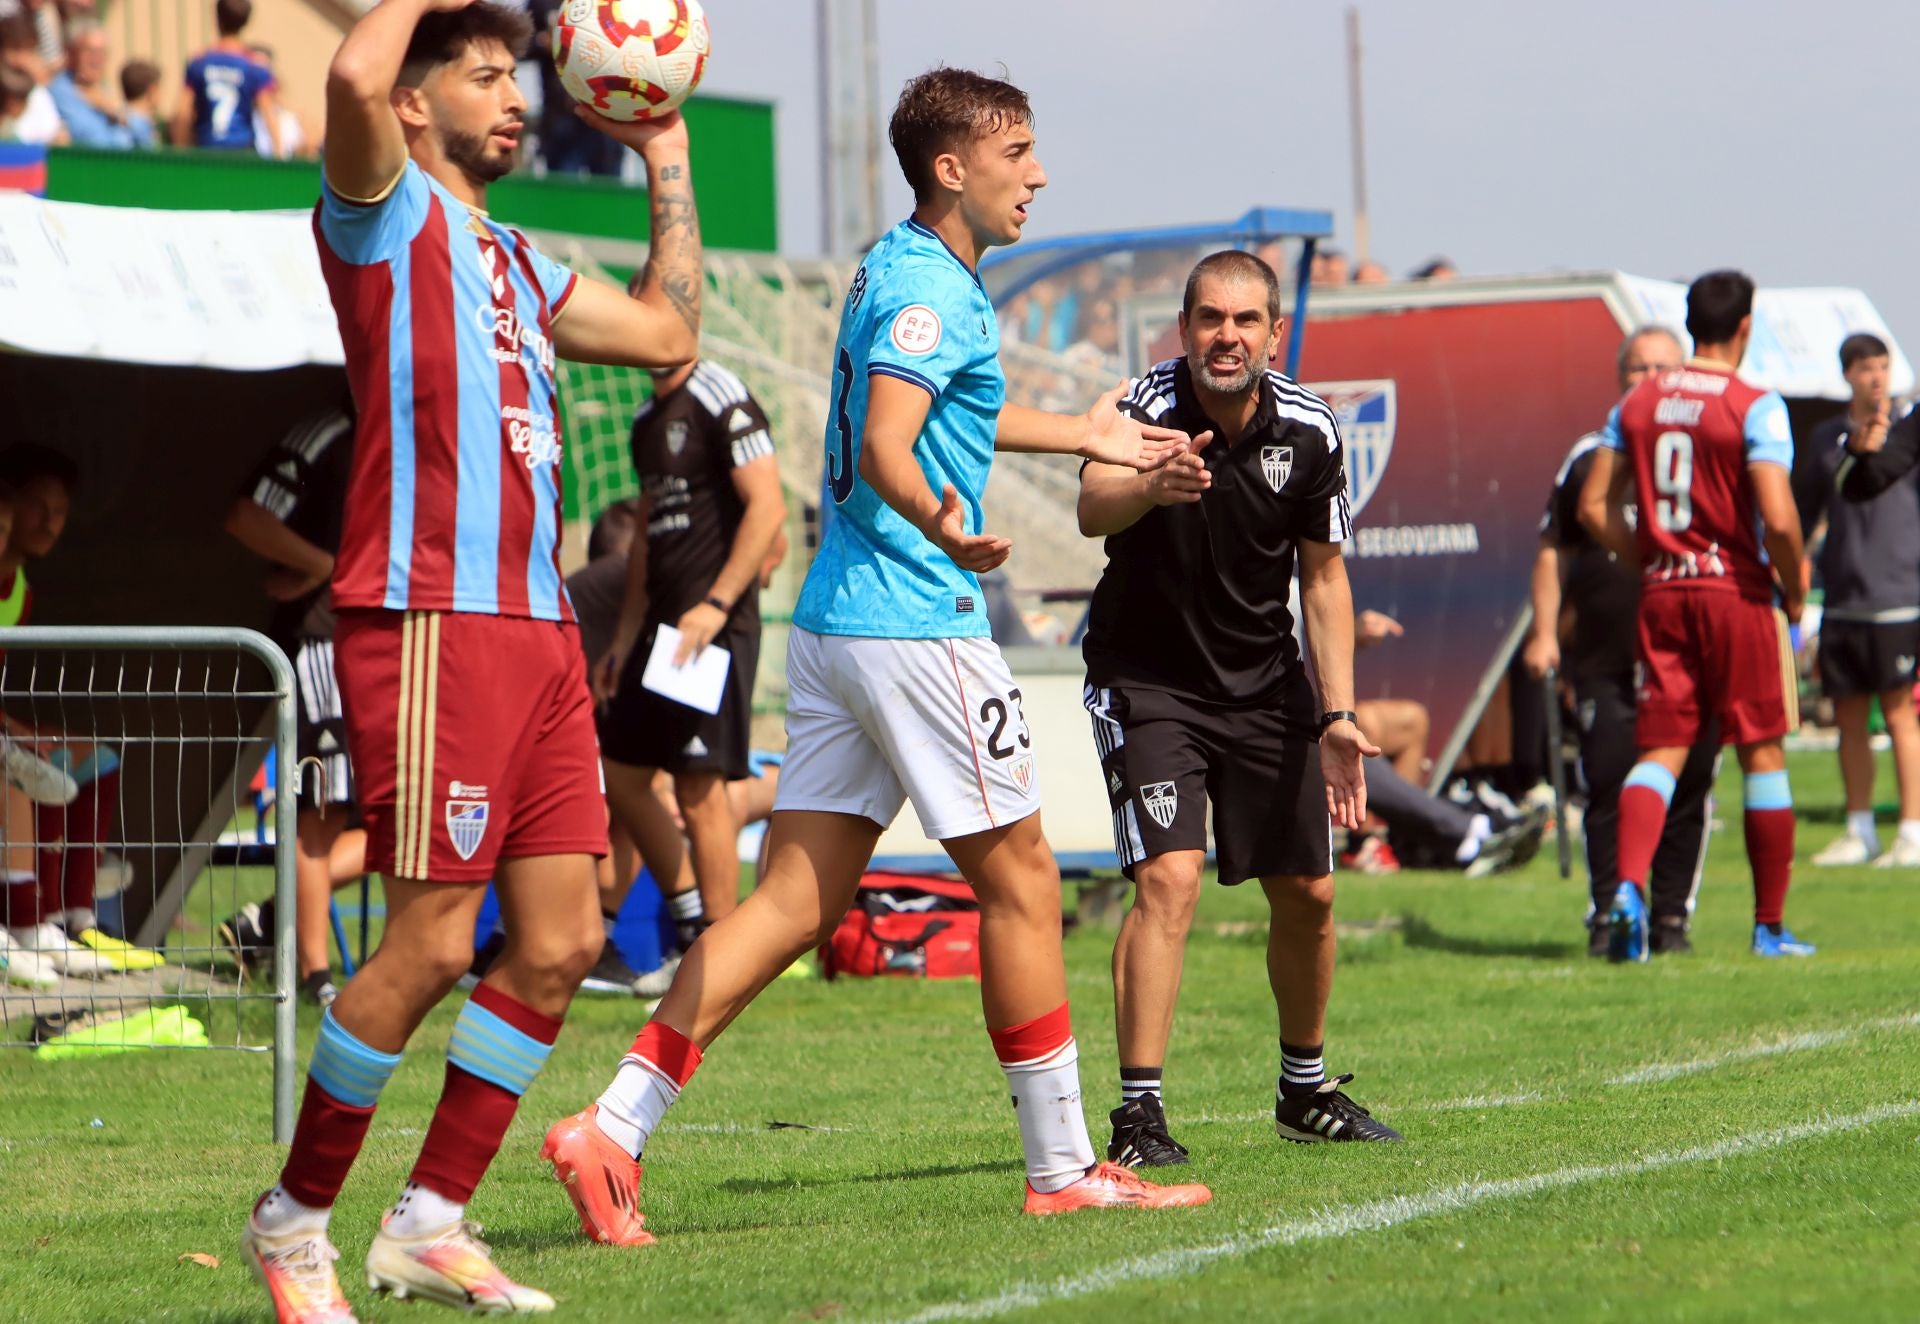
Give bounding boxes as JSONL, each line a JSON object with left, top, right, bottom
{"left": 691, "top": 0, "right": 1920, "bottom": 346}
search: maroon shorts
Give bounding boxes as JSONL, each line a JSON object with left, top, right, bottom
{"left": 1634, "top": 589, "right": 1798, "bottom": 749}
{"left": 334, "top": 609, "right": 609, "bottom": 882}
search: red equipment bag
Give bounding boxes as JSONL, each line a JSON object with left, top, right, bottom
{"left": 820, "top": 871, "right": 982, "bottom": 980}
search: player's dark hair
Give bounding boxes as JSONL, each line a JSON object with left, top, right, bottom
{"left": 397, "top": 2, "right": 532, "bottom": 88}
{"left": 1839, "top": 332, "right": 1889, "bottom": 372}
{"left": 214, "top": 0, "right": 251, "bottom": 37}
{"left": 889, "top": 67, "right": 1032, "bottom": 203}
{"left": 0, "top": 444, "right": 80, "bottom": 495}
{"left": 1181, "top": 250, "right": 1283, "bottom": 324}
{"left": 587, "top": 499, "right": 640, "bottom": 562}
{"left": 119, "top": 58, "right": 160, "bottom": 104}
{"left": 1685, "top": 269, "right": 1755, "bottom": 346}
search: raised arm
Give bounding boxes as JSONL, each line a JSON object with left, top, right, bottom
{"left": 1836, "top": 407, "right": 1918, "bottom": 502}
{"left": 996, "top": 385, "right": 1189, "bottom": 471}
{"left": 1076, "top": 431, "right": 1214, "bottom": 537}
{"left": 1298, "top": 539, "right": 1382, "bottom": 829}
{"left": 323, "top": 0, "right": 458, "bottom": 200}
{"left": 551, "top": 112, "right": 701, "bottom": 369}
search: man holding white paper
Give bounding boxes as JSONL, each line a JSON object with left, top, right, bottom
{"left": 596, "top": 358, "right": 787, "bottom": 939}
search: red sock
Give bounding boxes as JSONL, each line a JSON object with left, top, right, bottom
{"left": 1615, "top": 784, "right": 1671, "bottom": 893}
{"left": 628, "top": 1019, "right": 702, "bottom": 1086}
{"left": 988, "top": 1002, "right": 1072, "bottom": 1065}
{"left": 60, "top": 769, "right": 115, "bottom": 916}
{"left": 279, "top": 1080, "right": 377, "bottom": 1208}
{"left": 3, "top": 875, "right": 42, "bottom": 929}
{"left": 1745, "top": 808, "right": 1795, "bottom": 925}
{"left": 409, "top": 984, "right": 562, "bottom": 1204}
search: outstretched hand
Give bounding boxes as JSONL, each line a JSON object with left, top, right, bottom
{"left": 1081, "top": 384, "right": 1192, "bottom": 472}
{"left": 924, "top": 484, "right": 1012, "bottom": 573}
{"left": 1144, "top": 431, "right": 1215, "bottom": 506}
{"left": 1321, "top": 719, "right": 1382, "bottom": 829}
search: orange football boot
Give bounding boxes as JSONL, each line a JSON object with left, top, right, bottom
{"left": 540, "top": 1106, "right": 656, "bottom": 1246}
{"left": 1023, "top": 1160, "right": 1213, "bottom": 1215}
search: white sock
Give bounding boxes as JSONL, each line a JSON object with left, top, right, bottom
{"left": 1849, "top": 811, "right": 1878, "bottom": 846}
{"left": 385, "top": 1182, "right": 463, "bottom": 1237}
{"left": 1002, "top": 1037, "right": 1096, "bottom": 1194}
{"left": 1456, "top": 813, "right": 1493, "bottom": 864}
{"left": 63, "top": 907, "right": 97, "bottom": 933}
{"left": 1899, "top": 820, "right": 1920, "bottom": 847}
{"left": 252, "top": 1184, "right": 330, "bottom": 1234}
{"left": 595, "top": 1059, "right": 681, "bottom": 1158}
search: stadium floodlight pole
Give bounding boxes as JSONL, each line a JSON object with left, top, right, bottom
{"left": 1345, "top": 6, "right": 1370, "bottom": 265}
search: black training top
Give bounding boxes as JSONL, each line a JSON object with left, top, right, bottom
{"left": 628, "top": 360, "right": 775, "bottom": 631}
{"left": 243, "top": 405, "right": 354, "bottom": 645}
{"left": 1081, "top": 357, "right": 1351, "bottom": 724}
{"left": 1540, "top": 431, "right": 1640, "bottom": 680}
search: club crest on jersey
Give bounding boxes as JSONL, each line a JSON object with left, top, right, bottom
{"left": 1011, "top": 756, "right": 1034, "bottom": 793}
{"left": 666, "top": 419, "right": 689, "bottom": 456}
{"left": 1309, "top": 379, "right": 1397, "bottom": 518}
{"left": 1141, "top": 781, "right": 1178, "bottom": 831}
{"left": 1261, "top": 446, "right": 1293, "bottom": 492}
{"left": 445, "top": 782, "right": 490, "bottom": 862}
{"left": 890, "top": 305, "right": 942, "bottom": 354}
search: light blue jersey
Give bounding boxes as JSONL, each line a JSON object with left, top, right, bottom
{"left": 794, "top": 218, "right": 1003, "bottom": 639}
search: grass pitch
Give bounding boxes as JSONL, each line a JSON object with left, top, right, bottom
{"left": 2, "top": 751, "right": 1918, "bottom": 1322}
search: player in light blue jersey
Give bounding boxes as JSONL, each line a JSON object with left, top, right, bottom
{"left": 547, "top": 68, "right": 1216, "bottom": 1240}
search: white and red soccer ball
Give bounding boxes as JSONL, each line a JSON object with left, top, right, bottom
{"left": 552, "top": 0, "right": 710, "bottom": 123}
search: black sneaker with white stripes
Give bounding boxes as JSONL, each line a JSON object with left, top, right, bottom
{"left": 1106, "top": 1095, "right": 1192, "bottom": 1168}
{"left": 1274, "top": 1073, "right": 1403, "bottom": 1143}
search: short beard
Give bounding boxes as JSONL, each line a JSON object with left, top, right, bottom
{"left": 442, "top": 127, "right": 515, "bottom": 185}
{"left": 1188, "top": 350, "right": 1260, "bottom": 396}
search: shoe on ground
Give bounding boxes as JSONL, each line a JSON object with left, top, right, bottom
{"left": 299, "top": 970, "right": 339, "bottom": 1008}
{"left": 1340, "top": 834, "right": 1401, "bottom": 875}
{"left": 1811, "top": 833, "right": 1876, "bottom": 866}
{"left": 0, "top": 927, "right": 59, "bottom": 989}
{"left": 71, "top": 923, "right": 164, "bottom": 972}
{"left": 1586, "top": 919, "right": 1610, "bottom": 959}
{"left": 1274, "top": 1073, "right": 1404, "bottom": 1142}
{"left": 1106, "top": 1095, "right": 1191, "bottom": 1168}
{"left": 1606, "top": 882, "right": 1649, "bottom": 964}
{"left": 1465, "top": 805, "right": 1549, "bottom": 879}
{"left": 1871, "top": 835, "right": 1920, "bottom": 868}
{"left": 578, "top": 943, "right": 643, "bottom": 996}
{"left": 241, "top": 1214, "right": 358, "bottom": 1324}
{"left": 7, "top": 923, "right": 111, "bottom": 977}
{"left": 630, "top": 953, "right": 683, "bottom": 1000}
{"left": 219, "top": 901, "right": 274, "bottom": 976}
{"left": 541, "top": 1105, "right": 655, "bottom": 1246}
{"left": 1023, "top": 1160, "right": 1211, "bottom": 1214}
{"left": 1752, "top": 923, "right": 1816, "bottom": 958}
{"left": 1649, "top": 917, "right": 1693, "bottom": 956}
{"left": 365, "top": 1216, "right": 553, "bottom": 1315}
{"left": 2, "top": 737, "right": 78, "bottom": 806}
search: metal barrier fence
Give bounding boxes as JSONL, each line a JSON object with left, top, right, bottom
{"left": 0, "top": 627, "right": 296, "bottom": 1141}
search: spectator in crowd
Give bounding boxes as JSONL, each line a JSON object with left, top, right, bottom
{"left": 173, "top": 0, "right": 280, "bottom": 155}
{"left": 1310, "top": 246, "right": 1350, "bottom": 286}
{"left": 0, "top": 61, "right": 31, "bottom": 137}
{"left": 531, "top": 0, "right": 621, "bottom": 175}
{"left": 47, "top": 17, "right": 140, "bottom": 149}
{"left": 595, "top": 358, "right": 786, "bottom": 996}
{"left": 247, "top": 45, "right": 307, "bottom": 158}
{"left": 1412, "top": 256, "right": 1459, "bottom": 281}
{"left": 1352, "top": 259, "right": 1391, "bottom": 285}
{"left": 1527, "top": 326, "right": 1717, "bottom": 955}
{"left": 0, "top": 14, "right": 64, "bottom": 145}
{"left": 0, "top": 444, "right": 157, "bottom": 977}
{"left": 0, "top": 0, "right": 67, "bottom": 71}
{"left": 1794, "top": 333, "right": 1920, "bottom": 868}
{"left": 117, "top": 56, "right": 157, "bottom": 147}
{"left": 218, "top": 405, "right": 366, "bottom": 1007}
{"left": 1065, "top": 296, "right": 1123, "bottom": 372}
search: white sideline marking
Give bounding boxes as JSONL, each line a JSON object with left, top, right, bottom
{"left": 890, "top": 1102, "right": 1920, "bottom": 1323}
{"left": 1608, "top": 1012, "right": 1920, "bottom": 1085}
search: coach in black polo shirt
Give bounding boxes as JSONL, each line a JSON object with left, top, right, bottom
{"left": 1079, "top": 250, "right": 1400, "bottom": 1166}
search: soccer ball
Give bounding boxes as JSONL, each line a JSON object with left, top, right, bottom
{"left": 552, "top": 0, "right": 710, "bottom": 123}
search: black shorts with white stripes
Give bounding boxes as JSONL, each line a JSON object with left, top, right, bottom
{"left": 295, "top": 637, "right": 356, "bottom": 809}
{"left": 1084, "top": 682, "right": 1331, "bottom": 886}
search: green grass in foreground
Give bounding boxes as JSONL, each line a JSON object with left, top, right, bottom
{"left": 1, "top": 751, "right": 1918, "bottom": 1322}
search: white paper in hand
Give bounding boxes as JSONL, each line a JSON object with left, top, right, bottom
{"left": 640, "top": 625, "right": 731, "bottom": 715}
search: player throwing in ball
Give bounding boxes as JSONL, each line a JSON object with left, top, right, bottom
{"left": 1578, "top": 271, "right": 1811, "bottom": 960}
{"left": 240, "top": 3, "right": 704, "bottom": 1320}
{"left": 542, "top": 67, "right": 1212, "bottom": 1243}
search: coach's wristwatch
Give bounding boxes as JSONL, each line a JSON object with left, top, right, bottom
{"left": 1319, "top": 710, "right": 1360, "bottom": 733}
{"left": 704, "top": 595, "right": 731, "bottom": 613}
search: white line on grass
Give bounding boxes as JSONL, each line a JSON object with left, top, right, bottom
{"left": 888, "top": 1101, "right": 1920, "bottom": 1324}
{"left": 1608, "top": 1012, "right": 1920, "bottom": 1086}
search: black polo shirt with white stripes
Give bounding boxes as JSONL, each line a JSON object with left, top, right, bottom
{"left": 629, "top": 359, "right": 777, "bottom": 629}
{"left": 1082, "top": 357, "right": 1352, "bottom": 720}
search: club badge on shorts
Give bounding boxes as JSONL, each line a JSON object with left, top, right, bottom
{"left": 446, "top": 780, "right": 490, "bottom": 862}
{"left": 1261, "top": 446, "right": 1293, "bottom": 493}
{"left": 1011, "top": 756, "right": 1034, "bottom": 793}
{"left": 1141, "top": 780, "right": 1178, "bottom": 830}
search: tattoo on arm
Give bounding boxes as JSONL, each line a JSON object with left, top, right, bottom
{"left": 638, "top": 161, "right": 702, "bottom": 336}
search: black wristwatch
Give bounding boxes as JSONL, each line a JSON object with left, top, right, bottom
{"left": 1319, "top": 710, "right": 1359, "bottom": 734}
{"left": 704, "top": 595, "right": 731, "bottom": 613}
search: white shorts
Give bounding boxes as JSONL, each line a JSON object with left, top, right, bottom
{"left": 774, "top": 628, "right": 1042, "bottom": 840}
